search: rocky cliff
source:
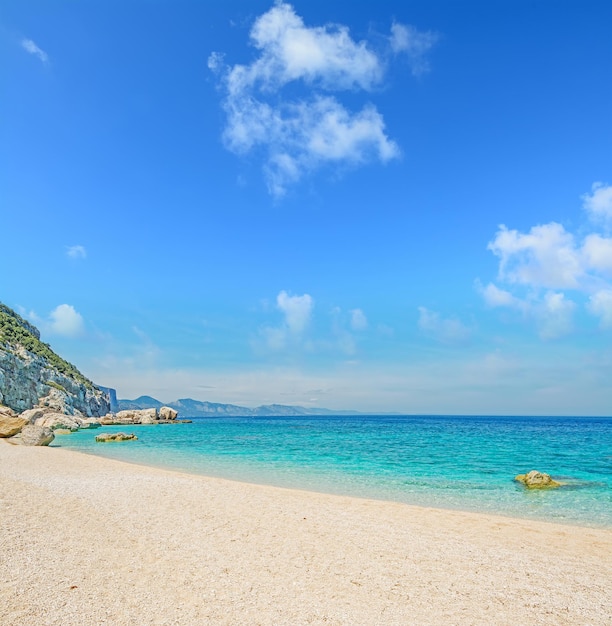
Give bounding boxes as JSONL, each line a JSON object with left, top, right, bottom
{"left": 0, "top": 303, "right": 110, "bottom": 417}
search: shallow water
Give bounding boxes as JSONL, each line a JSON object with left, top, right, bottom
{"left": 53, "top": 415, "right": 612, "bottom": 527}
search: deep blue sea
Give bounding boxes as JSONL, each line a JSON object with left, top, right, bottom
{"left": 53, "top": 415, "right": 612, "bottom": 527}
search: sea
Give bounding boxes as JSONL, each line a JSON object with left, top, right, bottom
{"left": 52, "top": 414, "right": 612, "bottom": 528}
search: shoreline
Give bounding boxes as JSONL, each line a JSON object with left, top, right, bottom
{"left": 2, "top": 440, "right": 611, "bottom": 625}
{"left": 52, "top": 438, "right": 612, "bottom": 531}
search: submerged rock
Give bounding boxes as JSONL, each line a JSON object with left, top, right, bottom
{"left": 95, "top": 432, "right": 138, "bottom": 442}
{"left": 515, "top": 470, "right": 562, "bottom": 489}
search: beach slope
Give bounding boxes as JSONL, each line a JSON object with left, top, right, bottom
{"left": 1, "top": 440, "right": 610, "bottom": 625}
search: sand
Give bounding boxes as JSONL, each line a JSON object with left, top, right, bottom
{"left": 1, "top": 440, "right": 611, "bottom": 625}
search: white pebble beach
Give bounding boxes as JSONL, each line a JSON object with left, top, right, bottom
{"left": 1, "top": 440, "right": 611, "bottom": 625}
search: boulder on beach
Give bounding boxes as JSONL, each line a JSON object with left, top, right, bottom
{"left": 18, "top": 408, "right": 46, "bottom": 424}
{"left": 0, "top": 414, "right": 27, "bottom": 438}
{"left": 95, "top": 432, "right": 138, "bottom": 442}
{"left": 18, "top": 425, "right": 55, "bottom": 446}
{"left": 515, "top": 470, "right": 562, "bottom": 489}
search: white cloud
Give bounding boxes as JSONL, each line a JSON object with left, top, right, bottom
{"left": 257, "top": 296, "right": 368, "bottom": 356}
{"left": 479, "top": 281, "right": 524, "bottom": 309}
{"left": 535, "top": 292, "right": 575, "bottom": 340}
{"left": 223, "top": 94, "right": 399, "bottom": 196}
{"left": 482, "top": 181, "right": 612, "bottom": 337}
{"left": 207, "top": 51, "right": 225, "bottom": 73}
{"left": 259, "top": 290, "right": 313, "bottom": 351}
{"left": 488, "top": 222, "right": 583, "bottom": 290}
{"left": 21, "top": 38, "right": 48, "bottom": 63}
{"left": 66, "top": 245, "right": 87, "bottom": 260}
{"left": 350, "top": 308, "right": 368, "bottom": 331}
{"left": 49, "top": 304, "right": 85, "bottom": 337}
{"left": 417, "top": 307, "right": 470, "bottom": 343}
{"left": 587, "top": 289, "right": 612, "bottom": 329}
{"left": 582, "top": 234, "right": 612, "bottom": 275}
{"left": 478, "top": 281, "right": 575, "bottom": 337}
{"left": 277, "top": 290, "right": 313, "bottom": 334}
{"left": 246, "top": 1, "right": 383, "bottom": 91}
{"left": 582, "top": 182, "right": 612, "bottom": 222}
{"left": 210, "top": 2, "right": 434, "bottom": 196}
{"left": 389, "top": 22, "right": 439, "bottom": 76}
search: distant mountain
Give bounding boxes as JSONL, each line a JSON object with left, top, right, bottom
{"left": 117, "top": 396, "right": 358, "bottom": 417}
{"left": 118, "top": 395, "right": 164, "bottom": 411}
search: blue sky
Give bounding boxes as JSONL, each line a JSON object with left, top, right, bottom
{"left": 2, "top": 0, "right": 611, "bottom": 414}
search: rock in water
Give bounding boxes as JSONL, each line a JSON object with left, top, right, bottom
{"left": 95, "top": 432, "right": 137, "bottom": 442}
{"left": 19, "top": 425, "right": 54, "bottom": 446}
{"left": 113, "top": 408, "right": 158, "bottom": 424}
{"left": 515, "top": 470, "right": 562, "bottom": 489}
{"left": 0, "top": 415, "right": 27, "bottom": 437}
{"left": 159, "top": 406, "right": 178, "bottom": 421}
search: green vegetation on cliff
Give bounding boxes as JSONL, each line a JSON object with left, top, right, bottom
{"left": 0, "top": 303, "right": 94, "bottom": 389}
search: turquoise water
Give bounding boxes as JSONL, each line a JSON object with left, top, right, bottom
{"left": 53, "top": 415, "right": 612, "bottom": 527}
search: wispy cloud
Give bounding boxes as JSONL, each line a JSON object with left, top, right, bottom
{"left": 85, "top": 345, "right": 612, "bottom": 415}
{"left": 210, "top": 2, "right": 436, "bottom": 196}
{"left": 389, "top": 22, "right": 439, "bottom": 76}
{"left": 587, "top": 289, "right": 612, "bottom": 329}
{"left": 21, "top": 38, "right": 48, "bottom": 64}
{"left": 417, "top": 307, "right": 471, "bottom": 344}
{"left": 66, "top": 245, "right": 87, "bottom": 260}
{"left": 256, "top": 292, "right": 371, "bottom": 357}
{"left": 478, "top": 281, "right": 526, "bottom": 310}
{"left": 535, "top": 292, "right": 576, "bottom": 340}
{"left": 349, "top": 308, "right": 368, "bottom": 331}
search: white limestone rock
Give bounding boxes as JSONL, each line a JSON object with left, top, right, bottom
{"left": 35, "top": 412, "right": 81, "bottom": 432}
{"left": 19, "top": 408, "right": 46, "bottom": 424}
{"left": 18, "top": 425, "right": 54, "bottom": 446}
{"left": 0, "top": 344, "right": 110, "bottom": 416}
{"left": 159, "top": 406, "right": 178, "bottom": 421}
